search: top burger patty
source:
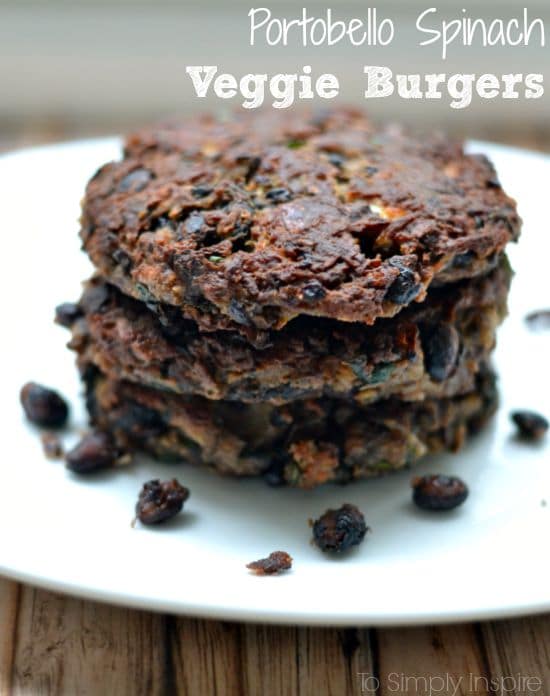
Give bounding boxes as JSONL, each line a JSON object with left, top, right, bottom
{"left": 81, "top": 107, "right": 520, "bottom": 334}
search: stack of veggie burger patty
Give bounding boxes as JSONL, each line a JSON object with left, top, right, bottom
{"left": 61, "top": 108, "right": 520, "bottom": 487}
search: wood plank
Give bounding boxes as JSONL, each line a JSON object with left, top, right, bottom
{"left": 375, "top": 624, "right": 489, "bottom": 695}
{"left": 0, "top": 579, "right": 21, "bottom": 696}
{"left": 4, "top": 579, "right": 550, "bottom": 696}
{"left": 241, "top": 624, "right": 298, "bottom": 695}
{"left": 11, "top": 586, "right": 166, "bottom": 696}
{"left": 168, "top": 621, "right": 377, "bottom": 696}
{"left": 479, "top": 616, "right": 550, "bottom": 695}
{"left": 240, "top": 625, "right": 375, "bottom": 696}
{"left": 167, "top": 617, "right": 244, "bottom": 696}
{"left": 297, "top": 627, "right": 376, "bottom": 696}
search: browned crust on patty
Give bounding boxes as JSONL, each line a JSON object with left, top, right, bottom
{"left": 80, "top": 108, "right": 520, "bottom": 333}
{"left": 68, "top": 259, "right": 510, "bottom": 404}
{"left": 84, "top": 364, "right": 498, "bottom": 488}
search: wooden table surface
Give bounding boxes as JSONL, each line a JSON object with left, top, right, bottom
{"left": 2, "top": 124, "right": 549, "bottom": 695}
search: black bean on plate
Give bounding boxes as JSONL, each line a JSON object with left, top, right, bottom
{"left": 412, "top": 475, "right": 468, "bottom": 511}
{"left": 66, "top": 430, "right": 119, "bottom": 473}
{"left": 20, "top": 382, "right": 69, "bottom": 428}
{"left": 511, "top": 410, "right": 548, "bottom": 441}
{"left": 311, "top": 504, "right": 368, "bottom": 553}
{"left": 136, "top": 479, "right": 190, "bottom": 525}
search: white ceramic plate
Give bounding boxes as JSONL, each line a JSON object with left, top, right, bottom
{"left": 0, "top": 138, "right": 549, "bottom": 626}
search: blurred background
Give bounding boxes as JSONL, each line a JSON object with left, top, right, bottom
{"left": 1, "top": 0, "right": 549, "bottom": 152}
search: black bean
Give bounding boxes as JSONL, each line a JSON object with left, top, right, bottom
{"left": 511, "top": 411, "right": 548, "bottom": 441}
{"left": 185, "top": 213, "right": 204, "bottom": 235}
{"left": 247, "top": 551, "right": 292, "bottom": 575}
{"left": 412, "top": 474, "right": 468, "bottom": 511}
{"left": 136, "top": 479, "right": 190, "bottom": 524}
{"left": 421, "top": 324, "right": 460, "bottom": 382}
{"left": 263, "top": 460, "right": 287, "bottom": 487}
{"left": 79, "top": 283, "right": 110, "bottom": 314}
{"left": 452, "top": 250, "right": 476, "bottom": 269}
{"left": 66, "top": 431, "right": 118, "bottom": 473}
{"left": 55, "top": 302, "right": 83, "bottom": 328}
{"left": 302, "top": 281, "right": 327, "bottom": 303}
{"left": 150, "top": 216, "right": 176, "bottom": 232}
{"left": 266, "top": 188, "right": 293, "bottom": 204}
{"left": 474, "top": 216, "right": 485, "bottom": 230}
{"left": 117, "top": 168, "right": 152, "bottom": 193}
{"left": 228, "top": 299, "right": 251, "bottom": 326}
{"left": 116, "top": 402, "right": 166, "bottom": 439}
{"left": 385, "top": 262, "right": 421, "bottom": 305}
{"left": 191, "top": 185, "right": 213, "bottom": 198}
{"left": 112, "top": 248, "right": 132, "bottom": 273}
{"left": 20, "top": 382, "right": 69, "bottom": 428}
{"left": 312, "top": 504, "right": 368, "bottom": 553}
{"left": 135, "top": 283, "right": 155, "bottom": 302}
